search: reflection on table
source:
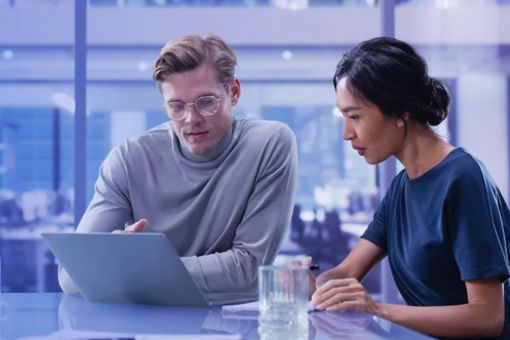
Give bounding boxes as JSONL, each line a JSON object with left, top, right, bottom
{"left": 0, "top": 293, "right": 431, "bottom": 339}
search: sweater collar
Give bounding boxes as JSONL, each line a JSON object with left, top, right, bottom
{"left": 172, "top": 120, "right": 236, "bottom": 164}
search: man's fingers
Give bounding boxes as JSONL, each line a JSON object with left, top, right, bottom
{"left": 289, "top": 256, "right": 313, "bottom": 267}
{"left": 125, "top": 218, "right": 148, "bottom": 233}
{"left": 302, "top": 256, "right": 312, "bottom": 267}
{"left": 111, "top": 218, "right": 148, "bottom": 234}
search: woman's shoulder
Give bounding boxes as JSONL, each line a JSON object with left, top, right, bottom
{"left": 441, "top": 148, "right": 501, "bottom": 195}
{"left": 388, "top": 148, "right": 490, "bottom": 193}
{"left": 445, "top": 148, "right": 490, "bottom": 180}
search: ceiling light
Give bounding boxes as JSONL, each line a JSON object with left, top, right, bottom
{"left": 281, "top": 50, "right": 293, "bottom": 61}
{"left": 3, "top": 49, "right": 13, "bottom": 60}
{"left": 137, "top": 62, "right": 149, "bottom": 71}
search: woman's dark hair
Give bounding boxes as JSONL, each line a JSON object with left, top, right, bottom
{"left": 333, "top": 37, "right": 450, "bottom": 126}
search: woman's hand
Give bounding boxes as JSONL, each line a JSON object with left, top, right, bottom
{"left": 312, "top": 277, "right": 387, "bottom": 318}
{"left": 289, "top": 256, "right": 317, "bottom": 299}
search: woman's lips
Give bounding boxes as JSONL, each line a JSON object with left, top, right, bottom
{"left": 353, "top": 147, "right": 366, "bottom": 156}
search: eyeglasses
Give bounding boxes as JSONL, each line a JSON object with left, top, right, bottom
{"left": 165, "top": 95, "right": 221, "bottom": 122}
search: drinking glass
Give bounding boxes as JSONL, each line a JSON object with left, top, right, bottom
{"left": 258, "top": 265, "right": 309, "bottom": 340}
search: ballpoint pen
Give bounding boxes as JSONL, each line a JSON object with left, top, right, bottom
{"left": 309, "top": 264, "right": 320, "bottom": 272}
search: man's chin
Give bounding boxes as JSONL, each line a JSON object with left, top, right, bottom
{"left": 185, "top": 142, "right": 211, "bottom": 155}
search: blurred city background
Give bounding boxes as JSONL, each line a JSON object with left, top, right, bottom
{"left": 0, "top": 0, "right": 509, "bottom": 302}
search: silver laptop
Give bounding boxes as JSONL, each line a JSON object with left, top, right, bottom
{"left": 41, "top": 232, "right": 210, "bottom": 307}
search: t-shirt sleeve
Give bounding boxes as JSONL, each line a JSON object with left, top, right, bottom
{"left": 448, "top": 161, "right": 510, "bottom": 282}
{"left": 361, "top": 191, "right": 390, "bottom": 252}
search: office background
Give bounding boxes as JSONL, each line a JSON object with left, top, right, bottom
{"left": 0, "top": 0, "right": 509, "bottom": 302}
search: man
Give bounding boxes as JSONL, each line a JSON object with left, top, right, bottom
{"left": 58, "top": 34, "right": 298, "bottom": 304}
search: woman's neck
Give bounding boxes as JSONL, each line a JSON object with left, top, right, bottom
{"left": 395, "top": 122, "right": 455, "bottom": 180}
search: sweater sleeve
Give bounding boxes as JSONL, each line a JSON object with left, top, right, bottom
{"left": 58, "top": 146, "right": 133, "bottom": 293}
{"left": 181, "top": 124, "right": 298, "bottom": 299}
{"left": 76, "top": 146, "right": 133, "bottom": 233}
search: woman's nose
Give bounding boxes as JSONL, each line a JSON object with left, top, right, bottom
{"left": 343, "top": 122, "right": 355, "bottom": 140}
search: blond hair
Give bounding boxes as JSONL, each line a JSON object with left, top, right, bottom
{"left": 153, "top": 34, "right": 237, "bottom": 87}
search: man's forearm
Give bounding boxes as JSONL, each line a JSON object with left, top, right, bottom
{"left": 181, "top": 248, "right": 260, "bottom": 293}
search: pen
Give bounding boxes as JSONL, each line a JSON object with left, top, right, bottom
{"left": 309, "top": 264, "right": 320, "bottom": 272}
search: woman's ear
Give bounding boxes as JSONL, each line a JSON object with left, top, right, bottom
{"left": 230, "top": 78, "right": 241, "bottom": 106}
{"left": 396, "top": 112, "right": 409, "bottom": 128}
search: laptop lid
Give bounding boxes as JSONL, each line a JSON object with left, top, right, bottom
{"left": 41, "top": 232, "right": 209, "bottom": 307}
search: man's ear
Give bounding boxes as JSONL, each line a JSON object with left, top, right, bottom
{"left": 397, "top": 112, "right": 409, "bottom": 128}
{"left": 230, "top": 78, "right": 241, "bottom": 106}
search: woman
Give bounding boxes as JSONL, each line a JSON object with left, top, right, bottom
{"left": 302, "top": 37, "right": 510, "bottom": 338}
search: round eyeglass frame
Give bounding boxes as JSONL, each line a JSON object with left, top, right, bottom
{"left": 165, "top": 95, "right": 222, "bottom": 122}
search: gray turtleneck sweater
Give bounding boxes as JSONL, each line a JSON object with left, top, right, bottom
{"left": 59, "top": 117, "right": 297, "bottom": 304}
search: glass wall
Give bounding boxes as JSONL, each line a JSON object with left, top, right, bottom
{"left": 395, "top": 0, "right": 510, "bottom": 198}
{"left": 0, "top": 4, "right": 75, "bottom": 292}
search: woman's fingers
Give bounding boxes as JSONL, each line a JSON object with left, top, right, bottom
{"left": 312, "top": 278, "right": 372, "bottom": 311}
{"left": 313, "top": 278, "right": 359, "bottom": 300}
{"left": 315, "top": 293, "right": 349, "bottom": 310}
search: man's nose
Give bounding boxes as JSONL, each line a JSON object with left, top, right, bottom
{"left": 184, "top": 104, "right": 203, "bottom": 124}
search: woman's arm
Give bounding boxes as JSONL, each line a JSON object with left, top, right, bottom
{"left": 313, "top": 275, "right": 505, "bottom": 338}
{"left": 316, "top": 238, "right": 386, "bottom": 286}
{"left": 379, "top": 277, "right": 505, "bottom": 338}
{"left": 293, "top": 237, "right": 385, "bottom": 298}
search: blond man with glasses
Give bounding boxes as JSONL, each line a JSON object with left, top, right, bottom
{"left": 58, "top": 34, "right": 298, "bottom": 304}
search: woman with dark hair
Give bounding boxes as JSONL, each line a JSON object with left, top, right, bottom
{"left": 300, "top": 37, "right": 510, "bottom": 338}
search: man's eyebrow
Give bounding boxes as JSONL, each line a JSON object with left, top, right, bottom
{"left": 167, "top": 92, "right": 220, "bottom": 103}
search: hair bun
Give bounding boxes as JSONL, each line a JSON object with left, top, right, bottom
{"left": 422, "top": 78, "right": 450, "bottom": 126}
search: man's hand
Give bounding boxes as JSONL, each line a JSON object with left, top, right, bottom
{"left": 112, "top": 218, "right": 148, "bottom": 233}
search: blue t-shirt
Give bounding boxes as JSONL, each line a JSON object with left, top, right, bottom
{"left": 362, "top": 148, "right": 510, "bottom": 338}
